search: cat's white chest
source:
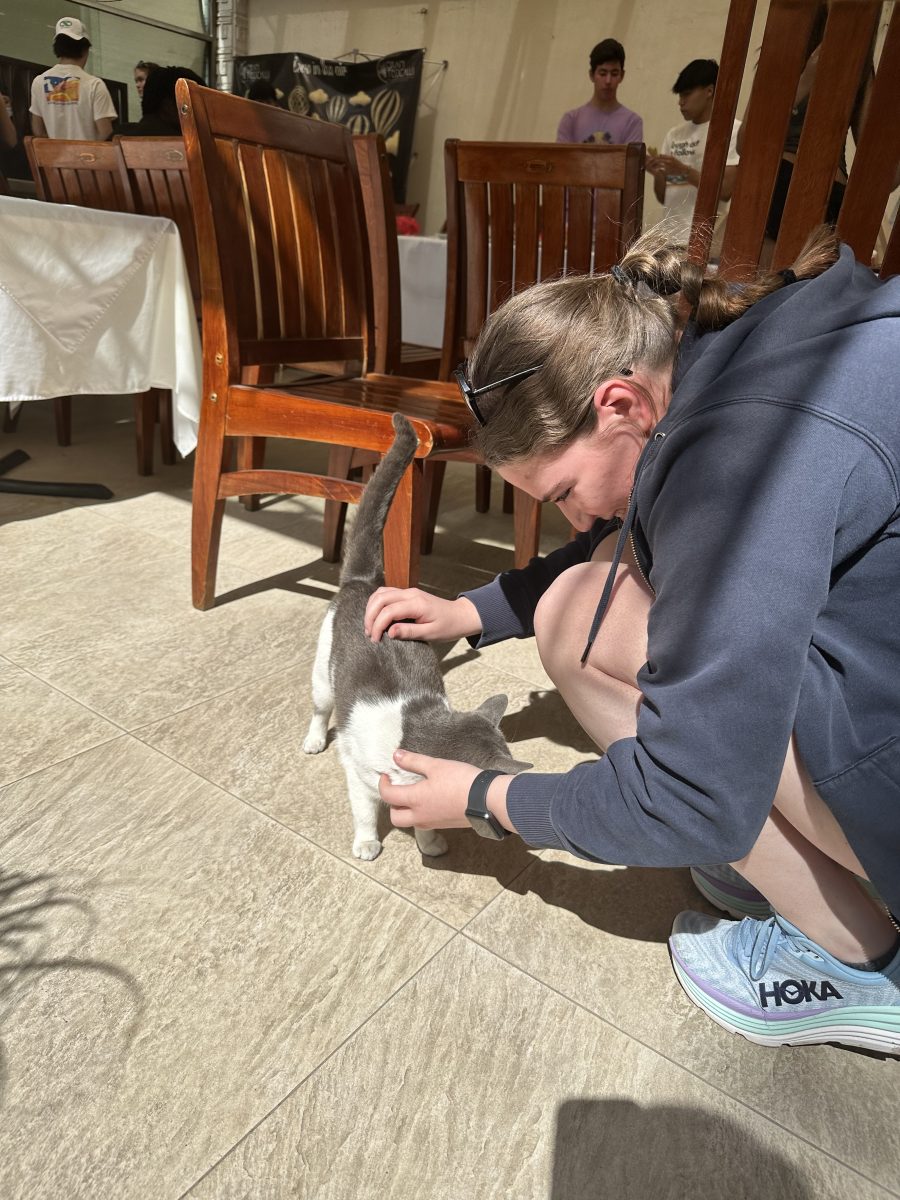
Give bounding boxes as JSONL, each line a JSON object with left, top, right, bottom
{"left": 338, "top": 696, "right": 422, "bottom": 786}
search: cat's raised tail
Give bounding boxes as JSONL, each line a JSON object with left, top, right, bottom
{"left": 340, "top": 413, "right": 419, "bottom": 586}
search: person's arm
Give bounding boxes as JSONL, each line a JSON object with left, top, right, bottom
{"left": 506, "top": 400, "right": 895, "bottom": 867}
{"left": 0, "top": 98, "right": 16, "bottom": 149}
{"left": 556, "top": 110, "right": 575, "bottom": 144}
{"left": 92, "top": 80, "right": 117, "bottom": 142}
{"left": 719, "top": 164, "right": 738, "bottom": 201}
{"left": 30, "top": 113, "right": 48, "bottom": 138}
{"left": 626, "top": 113, "right": 643, "bottom": 144}
{"left": 462, "top": 517, "right": 619, "bottom": 646}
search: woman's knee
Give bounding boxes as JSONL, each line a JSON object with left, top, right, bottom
{"left": 534, "top": 561, "right": 650, "bottom": 683}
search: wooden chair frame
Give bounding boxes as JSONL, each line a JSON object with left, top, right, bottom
{"left": 438, "top": 138, "right": 645, "bottom": 565}
{"left": 176, "top": 79, "right": 469, "bottom": 609}
{"left": 689, "top": 0, "right": 900, "bottom": 279}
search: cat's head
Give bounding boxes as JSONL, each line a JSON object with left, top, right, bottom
{"left": 442, "top": 694, "right": 532, "bottom": 774}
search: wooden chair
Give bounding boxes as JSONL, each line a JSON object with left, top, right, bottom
{"left": 25, "top": 135, "right": 132, "bottom": 211}
{"left": 23, "top": 135, "right": 170, "bottom": 469}
{"left": 175, "top": 78, "right": 471, "bottom": 609}
{"left": 433, "top": 138, "right": 645, "bottom": 565}
{"left": 689, "top": 0, "right": 900, "bottom": 280}
{"left": 116, "top": 135, "right": 202, "bottom": 472}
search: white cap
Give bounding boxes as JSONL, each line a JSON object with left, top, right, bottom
{"left": 55, "top": 17, "right": 89, "bottom": 42}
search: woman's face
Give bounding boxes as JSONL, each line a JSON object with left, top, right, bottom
{"left": 134, "top": 67, "right": 149, "bottom": 97}
{"left": 499, "top": 422, "right": 647, "bottom": 531}
{"left": 496, "top": 370, "right": 670, "bottom": 530}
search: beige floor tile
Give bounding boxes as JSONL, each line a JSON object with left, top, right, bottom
{"left": 135, "top": 648, "right": 598, "bottom": 928}
{"left": 466, "top": 854, "right": 900, "bottom": 1190}
{"left": 2, "top": 508, "right": 332, "bottom": 727}
{"left": 0, "top": 737, "right": 451, "bottom": 1200}
{"left": 0, "top": 657, "right": 121, "bottom": 784}
{"left": 186, "top": 937, "right": 888, "bottom": 1200}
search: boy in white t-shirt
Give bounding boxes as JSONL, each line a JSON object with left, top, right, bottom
{"left": 30, "top": 18, "right": 117, "bottom": 141}
{"left": 646, "top": 59, "right": 740, "bottom": 246}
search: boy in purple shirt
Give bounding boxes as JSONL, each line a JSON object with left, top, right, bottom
{"left": 557, "top": 38, "right": 643, "bottom": 145}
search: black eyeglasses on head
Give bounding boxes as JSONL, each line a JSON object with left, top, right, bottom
{"left": 452, "top": 362, "right": 543, "bottom": 426}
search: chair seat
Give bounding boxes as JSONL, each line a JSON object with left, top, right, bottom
{"left": 225, "top": 373, "right": 472, "bottom": 456}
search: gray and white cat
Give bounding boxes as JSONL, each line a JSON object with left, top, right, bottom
{"left": 303, "top": 413, "right": 530, "bottom": 860}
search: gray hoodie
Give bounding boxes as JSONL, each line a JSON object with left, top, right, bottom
{"left": 463, "top": 246, "right": 900, "bottom": 918}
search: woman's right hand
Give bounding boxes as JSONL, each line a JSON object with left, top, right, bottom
{"left": 364, "top": 588, "right": 482, "bottom": 644}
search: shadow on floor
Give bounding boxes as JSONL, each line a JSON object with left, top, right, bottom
{"left": 551, "top": 1098, "right": 815, "bottom": 1200}
{"left": 0, "top": 866, "right": 144, "bottom": 1105}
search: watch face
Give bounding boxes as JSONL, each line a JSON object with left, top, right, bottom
{"left": 465, "top": 808, "right": 508, "bottom": 840}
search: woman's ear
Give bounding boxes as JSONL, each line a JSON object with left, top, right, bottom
{"left": 592, "top": 378, "right": 657, "bottom": 434}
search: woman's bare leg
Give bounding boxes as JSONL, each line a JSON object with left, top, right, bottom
{"left": 533, "top": 552, "right": 897, "bottom": 962}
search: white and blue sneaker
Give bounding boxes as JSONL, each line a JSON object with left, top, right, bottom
{"left": 669, "top": 911, "right": 900, "bottom": 1054}
{"left": 690, "top": 864, "right": 773, "bottom": 920}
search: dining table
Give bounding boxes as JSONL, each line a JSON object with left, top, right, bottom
{"left": 0, "top": 194, "right": 201, "bottom": 463}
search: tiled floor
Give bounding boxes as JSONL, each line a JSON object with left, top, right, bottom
{"left": 2, "top": 397, "right": 898, "bottom": 1200}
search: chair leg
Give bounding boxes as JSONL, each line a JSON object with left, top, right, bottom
{"left": 420, "top": 459, "right": 447, "bottom": 555}
{"left": 159, "top": 390, "right": 177, "bottom": 465}
{"left": 54, "top": 397, "right": 72, "bottom": 446}
{"left": 135, "top": 391, "right": 156, "bottom": 475}
{"left": 513, "top": 487, "right": 542, "bottom": 569}
{"left": 2, "top": 402, "right": 21, "bottom": 433}
{"left": 476, "top": 465, "right": 492, "bottom": 513}
{"left": 236, "top": 436, "right": 267, "bottom": 510}
{"left": 191, "top": 411, "right": 231, "bottom": 610}
{"left": 502, "top": 480, "right": 514, "bottom": 514}
{"left": 384, "top": 458, "right": 423, "bottom": 589}
{"left": 238, "top": 366, "right": 275, "bottom": 511}
{"left": 323, "top": 445, "right": 355, "bottom": 562}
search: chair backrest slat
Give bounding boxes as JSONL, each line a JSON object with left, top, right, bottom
{"left": 836, "top": 2, "right": 900, "bottom": 263}
{"left": 116, "top": 137, "right": 201, "bottom": 313}
{"left": 695, "top": 0, "right": 899, "bottom": 280}
{"left": 176, "top": 80, "right": 372, "bottom": 372}
{"left": 26, "top": 136, "right": 132, "bottom": 213}
{"left": 352, "top": 134, "right": 401, "bottom": 373}
{"left": 773, "top": 0, "right": 881, "bottom": 266}
{"left": 443, "top": 139, "right": 644, "bottom": 375}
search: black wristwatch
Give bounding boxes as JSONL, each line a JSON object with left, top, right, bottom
{"left": 465, "top": 770, "right": 510, "bottom": 840}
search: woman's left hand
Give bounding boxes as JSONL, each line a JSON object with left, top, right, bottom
{"left": 379, "top": 750, "right": 505, "bottom": 831}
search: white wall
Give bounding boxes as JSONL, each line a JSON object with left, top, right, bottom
{"left": 246, "top": 0, "right": 770, "bottom": 234}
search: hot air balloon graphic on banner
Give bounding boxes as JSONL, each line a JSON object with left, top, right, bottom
{"left": 232, "top": 49, "right": 425, "bottom": 202}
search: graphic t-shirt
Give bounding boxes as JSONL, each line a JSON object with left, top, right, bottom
{"left": 658, "top": 117, "right": 741, "bottom": 243}
{"left": 30, "top": 63, "right": 117, "bottom": 139}
{"left": 556, "top": 102, "right": 643, "bottom": 146}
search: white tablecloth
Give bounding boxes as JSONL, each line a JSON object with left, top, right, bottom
{"left": 0, "top": 195, "right": 201, "bottom": 455}
{"left": 397, "top": 234, "right": 447, "bottom": 349}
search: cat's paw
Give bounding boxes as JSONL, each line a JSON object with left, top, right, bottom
{"left": 353, "top": 838, "right": 383, "bottom": 861}
{"left": 302, "top": 730, "right": 327, "bottom": 754}
{"left": 415, "top": 829, "right": 449, "bottom": 857}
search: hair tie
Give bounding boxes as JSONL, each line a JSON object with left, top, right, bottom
{"left": 610, "top": 264, "right": 633, "bottom": 288}
{"left": 779, "top": 268, "right": 797, "bottom": 286}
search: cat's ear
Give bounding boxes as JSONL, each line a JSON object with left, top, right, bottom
{"left": 506, "top": 757, "right": 533, "bottom": 774}
{"left": 477, "top": 694, "right": 508, "bottom": 726}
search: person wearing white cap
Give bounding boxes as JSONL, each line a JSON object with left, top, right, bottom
{"left": 29, "top": 18, "right": 118, "bottom": 141}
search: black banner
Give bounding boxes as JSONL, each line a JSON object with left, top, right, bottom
{"left": 233, "top": 50, "right": 424, "bottom": 202}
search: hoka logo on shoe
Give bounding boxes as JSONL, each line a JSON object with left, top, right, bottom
{"left": 758, "top": 978, "right": 843, "bottom": 1008}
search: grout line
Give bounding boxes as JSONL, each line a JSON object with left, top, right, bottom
{"left": 456, "top": 928, "right": 900, "bottom": 1199}
{"left": 0, "top": 729, "right": 131, "bottom": 792}
{"left": 176, "top": 928, "right": 463, "bottom": 1199}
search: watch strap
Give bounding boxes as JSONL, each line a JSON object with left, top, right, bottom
{"left": 465, "top": 769, "right": 510, "bottom": 839}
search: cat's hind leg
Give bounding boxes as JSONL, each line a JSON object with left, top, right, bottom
{"left": 302, "top": 606, "right": 335, "bottom": 754}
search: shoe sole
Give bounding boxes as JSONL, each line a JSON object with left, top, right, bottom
{"left": 689, "top": 867, "right": 773, "bottom": 921}
{"left": 670, "top": 945, "right": 900, "bottom": 1054}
